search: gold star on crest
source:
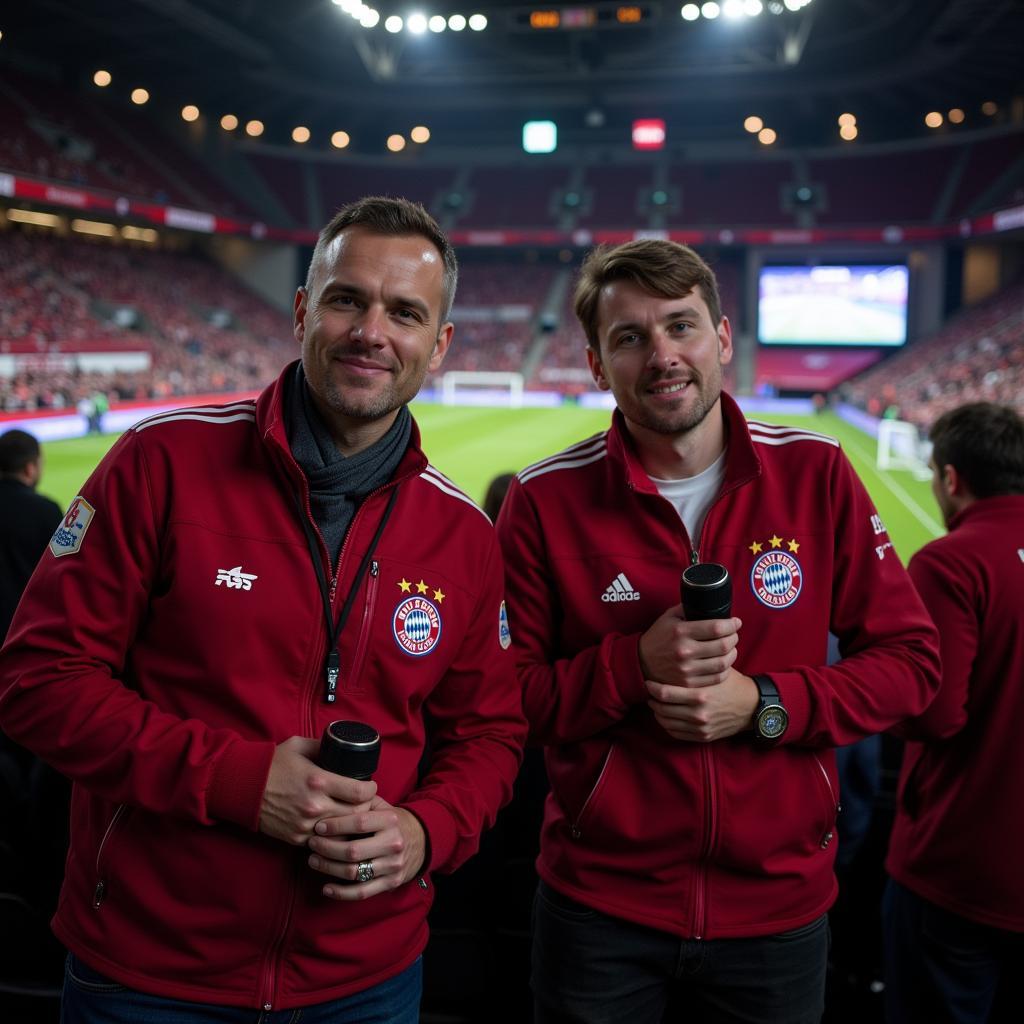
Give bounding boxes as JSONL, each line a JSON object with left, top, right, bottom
{"left": 398, "top": 578, "right": 412, "bottom": 593}
{"left": 416, "top": 580, "right": 429, "bottom": 594}
{"left": 788, "top": 539, "right": 800, "bottom": 553}
{"left": 433, "top": 588, "right": 445, "bottom": 603}
{"left": 749, "top": 540, "right": 763, "bottom": 555}
{"left": 769, "top": 534, "right": 783, "bottom": 549}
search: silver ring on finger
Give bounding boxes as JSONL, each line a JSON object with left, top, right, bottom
{"left": 356, "top": 860, "right": 375, "bottom": 883}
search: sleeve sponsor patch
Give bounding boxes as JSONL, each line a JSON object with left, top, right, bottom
{"left": 499, "top": 600, "right": 512, "bottom": 649}
{"left": 49, "top": 496, "right": 95, "bottom": 558}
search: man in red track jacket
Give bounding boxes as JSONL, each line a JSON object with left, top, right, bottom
{"left": 884, "top": 402, "right": 1024, "bottom": 1024}
{"left": 496, "top": 239, "right": 940, "bottom": 1024}
{"left": 0, "top": 197, "right": 525, "bottom": 1022}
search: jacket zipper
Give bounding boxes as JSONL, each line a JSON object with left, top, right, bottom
{"left": 570, "top": 745, "right": 615, "bottom": 839}
{"left": 692, "top": 745, "right": 718, "bottom": 939}
{"left": 257, "top": 855, "right": 301, "bottom": 1012}
{"left": 812, "top": 753, "right": 841, "bottom": 849}
{"left": 93, "top": 803, "right": 128, "bottom": 908}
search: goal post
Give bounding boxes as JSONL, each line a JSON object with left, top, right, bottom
{"left": 440, "top": 371, "right": 525, "bottom": 408}
{"left": 876, "top": 419, "right": 932, "bottom": 480}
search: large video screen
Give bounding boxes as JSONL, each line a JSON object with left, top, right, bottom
{"left": 757, "top": 264, "right": 909, "bottom": 347}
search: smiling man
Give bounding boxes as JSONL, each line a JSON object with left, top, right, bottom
{"left": 0, "top": 196, "right": 525, "bottom": 1023}
{"left": 496, "top": 239, "right": 940, "bottom": 1024}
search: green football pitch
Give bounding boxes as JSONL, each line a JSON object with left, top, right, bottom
{"left": 39, "top": 406, "right": 943, "bottom": 564}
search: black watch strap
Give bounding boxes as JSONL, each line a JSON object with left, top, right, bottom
{"left": 752, "top": 674, "right": 780, "bottom": 704}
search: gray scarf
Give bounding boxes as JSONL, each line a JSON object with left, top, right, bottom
{"left": 286, "top": 364, "right": 411, "bottom": 565}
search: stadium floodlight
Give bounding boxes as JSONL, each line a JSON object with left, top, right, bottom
{"left": 449, "top": 14, "right": 467, "bottom": 30}
{"left": 469, "top": 13, "right": 488, "bottom": 30}
{"left": 407, "top": 12, "right": 428, "bottom": 34}
{"left": 429, "top": 15, "right": 446, "bottom": 32}
{"left": 523, "top": 120, "right": 557, "bottom": 153}
{"left": 701, "top": 3, "right": 721, "bottom": 19}
{"left": 744, "top": 0, "right": 763, "bottom": 14}
{"left": 360, "top": 9, "right": 380, "bottom": 28}
{"left": 681, "top": 4, "right": 700, "bottom": 20}
{"left": 722, "top": 0, "right": 744, "bottom": 18}
{"left": 385, "top": 15, "right": 403, "bottom": 32}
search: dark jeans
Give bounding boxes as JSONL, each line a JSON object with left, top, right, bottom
{"left": 532, "top": 881, "right": 828, "bottom": 1024}
{"left": 61, "top": 953, "right": 422, "bottom": 1024}
{"left": 882, "top": 879, "right": 1020, "bottom": 1024}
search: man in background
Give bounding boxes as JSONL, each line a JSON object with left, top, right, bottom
{"left": 0, "top": 197, "right": 525, "bottom": 1022}
{"left": 885, "top": 401, "right": 1024, "bottom": 1024}
{"left": 0, "top": 429, "right": 62, "bottom": 643}
{"left": 497, "top": 238, "right": 940, "bottom": 1024}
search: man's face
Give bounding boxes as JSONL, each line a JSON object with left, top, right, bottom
{"left": 587, "top": 280, "right": 732, "bottom": 438}
{"left": 294, "top": 227, "right": 453, "bottom": 435}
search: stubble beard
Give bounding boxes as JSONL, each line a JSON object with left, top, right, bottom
{"left": 633, "top": 368, "right": 722, "bottom": 437}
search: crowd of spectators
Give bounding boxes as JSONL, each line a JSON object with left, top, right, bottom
{"left": 0, "top": 231, "right": 294, "bottom": 413}
{"left": 840, "top": 281, "right": 1024, "bottom": 430}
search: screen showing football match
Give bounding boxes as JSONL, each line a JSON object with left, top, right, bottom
{"left": 758, "top": 264, "right": 910, "bottom": 347}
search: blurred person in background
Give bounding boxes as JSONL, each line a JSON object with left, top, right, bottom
{"left": 497, "top": 238, "right": 940, "bottom": 1024}
{"left": 0, "top": 429, "right": 63, "bottom": 645}
{"left": 884, "top": 402, "right": 1024, "bottom": 1024}
{"left": 0, "top": 197, "right": 525, "bottom": 1024}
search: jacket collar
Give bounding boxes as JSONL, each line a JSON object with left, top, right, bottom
{"left": 605, "top": 391, "right": 761, "bottom": 494}
{"left": 946, "top": 493, "right": 1024, "bottom": 532}
{"left": 255, "top": 360, "right": 429, "bottom": 487}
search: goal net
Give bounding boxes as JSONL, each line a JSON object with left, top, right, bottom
{"left": 440, "top": 371, "right": 525, "bottom": 408}
{"left": 876, "top": 419, "right": 932, "bottom": 480}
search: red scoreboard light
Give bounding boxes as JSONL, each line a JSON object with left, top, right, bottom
{"left": 632, "top": 119, "right": 666, "bottom": 150}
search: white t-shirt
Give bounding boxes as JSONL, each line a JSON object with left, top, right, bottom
{"left": 650, "top": 449, "right": 727, "bottom": 548}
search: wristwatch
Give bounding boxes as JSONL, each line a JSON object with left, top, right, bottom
{"left": 752, "top": 674, "right": 788, "bottom": 742}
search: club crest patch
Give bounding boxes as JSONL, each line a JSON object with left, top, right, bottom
{"left": 750, "top": 550, "right": 803, "bottom": 609}
{"left": 393, "top": 596, "right": 442, "bottom": 656}
{"left": 49, "top": 496, "right": 95, "bottom": 558}
{"left": 498, "top": 600, "right": 512, "bottom": 650}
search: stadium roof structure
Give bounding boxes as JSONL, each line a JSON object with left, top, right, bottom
{"left": 2, "top": 0, "right": 1023, "bottom": 155}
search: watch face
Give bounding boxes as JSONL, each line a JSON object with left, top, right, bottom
{"left": 758, "top": 704, "right": 789, "bottom": 740}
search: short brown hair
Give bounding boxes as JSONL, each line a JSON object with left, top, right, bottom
{"left": 307, "top": 195, "right": 458, "bottom": 321}
{"left": 573, "top": 239, "right": 722, "bottom": 349}
{"left": 930, "top": 402, "right": 1024, "bottom": 498}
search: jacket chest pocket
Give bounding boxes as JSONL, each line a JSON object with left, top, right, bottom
{"left": 344, "top": 560, "right": 381, "bottom": 693}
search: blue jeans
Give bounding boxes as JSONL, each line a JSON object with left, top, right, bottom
{"left": 531, "top": 881, "right": 828, "bottom": 1024}
{"left": 883, "top": 880, "right": 1019, "bottom": 1024}
{"left": 61, "top": 953, "right": 422, "bottom": 1024}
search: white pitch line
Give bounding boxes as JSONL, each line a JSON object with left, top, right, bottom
{"left": 838, "top": 432, "right": 944, "bottom": 538}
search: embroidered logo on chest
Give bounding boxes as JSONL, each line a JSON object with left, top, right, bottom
{"left": 748, "top": 535, "right": 802, "bottom": 609}
{"left": 393, "top": 596, "right": 442, "bottom": 656}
